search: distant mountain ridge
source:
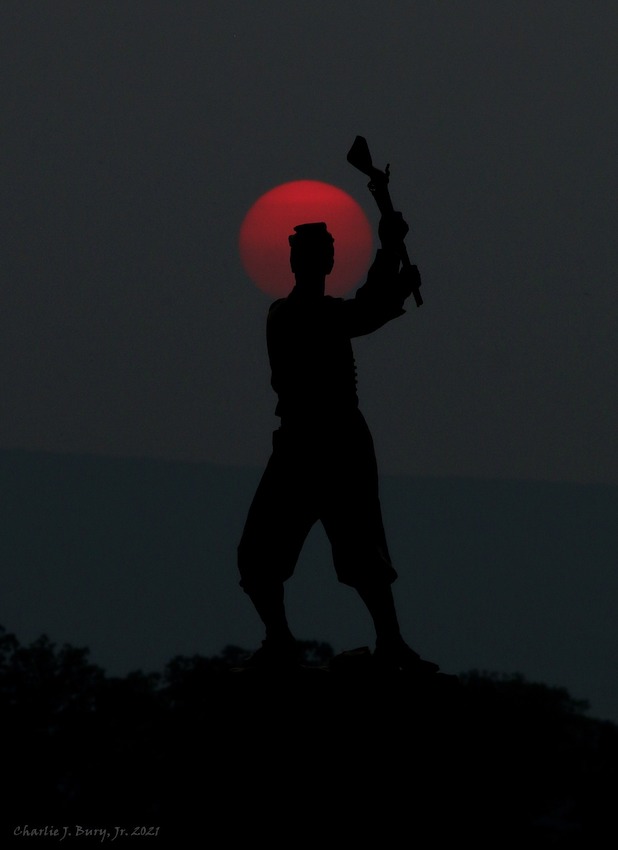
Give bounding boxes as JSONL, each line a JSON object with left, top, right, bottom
{"left": 1, "top": 449, "right": 616, "bottom": 722}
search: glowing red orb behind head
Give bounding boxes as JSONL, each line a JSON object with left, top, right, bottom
{"left": 239, "top": 180, "right": 373, "bottom": 298}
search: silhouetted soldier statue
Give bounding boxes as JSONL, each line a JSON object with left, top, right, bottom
{"left": 238, "top": 213, "right": 439, "bottom": 674}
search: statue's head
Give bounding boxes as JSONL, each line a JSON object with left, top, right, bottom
{"left": 289, "top": 222, "right": 334, "bottom": 278}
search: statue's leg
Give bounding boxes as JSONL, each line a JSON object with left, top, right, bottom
{"left": 237, "top": 430, "right": 317, "bottom": 665}
{"left": 244, "top": 581, "right": 294, "bottom": 644}
{"left": 354, "top": 580, "right": 402, "bottom": 645}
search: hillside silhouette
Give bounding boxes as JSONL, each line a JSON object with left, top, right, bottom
{"left": 1, "top": 626, "right": 615, "bottom": 845}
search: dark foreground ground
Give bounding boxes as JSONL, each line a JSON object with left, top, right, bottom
{"left": 2, "top": 631, "right": 616, "bottom": 846}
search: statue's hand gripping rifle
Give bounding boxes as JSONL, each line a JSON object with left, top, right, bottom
{"left": 347, "top": 135, "right": 422, "bottom": 307}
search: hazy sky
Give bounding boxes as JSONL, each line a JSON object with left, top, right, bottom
{"left": 2, "top": 1, "right": 616, "bottom": 483}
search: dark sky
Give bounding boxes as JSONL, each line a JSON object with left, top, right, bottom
{"left": 2, "top": 1, "right": 616, "bottom": 484}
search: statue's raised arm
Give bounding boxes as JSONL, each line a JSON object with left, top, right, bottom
{"left": 347, "top": 135, "right": 423, "bottom": 307}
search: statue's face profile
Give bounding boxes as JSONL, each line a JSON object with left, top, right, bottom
{"left": 289, "top": 223, "right": 335, "bottom": 278}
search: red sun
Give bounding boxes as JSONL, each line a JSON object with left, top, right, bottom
{"left": 239, "top": 180, "right": 373, "bottom": 298}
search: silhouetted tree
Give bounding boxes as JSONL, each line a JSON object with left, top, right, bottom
{"left": 1, "top": 625, "right": 615, "bottom": 844}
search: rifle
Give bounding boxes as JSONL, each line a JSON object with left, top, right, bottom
{"left": 346, "top": 135, "right": 422, "bottom": 307}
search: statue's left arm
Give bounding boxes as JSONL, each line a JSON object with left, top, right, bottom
{"left": 342, "top": 213, "right": 420, "bottom": 337}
